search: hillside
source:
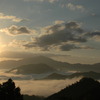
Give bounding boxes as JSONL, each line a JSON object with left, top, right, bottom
{"left": 43, "top": 73, "right": 67, "bottom": 80}
{"left": 45, "top": 77, "right": 100, "bottom": 100}
{"left": 0, "top": 56, "right": 100, "bottom": 73}
{"left": 8, "top": 63, "right": 56, "bottom": 74}
{"left": 0, "top": 56, "right": 69, "bottom": 70}
{"left": 69, "top": 71, "right": 100, "bottom": 79}
{"left": 23, "top": 95, "right": 44, "bottom": 100}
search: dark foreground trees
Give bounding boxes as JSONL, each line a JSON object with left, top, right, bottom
{"left": 0, "top": 79, "right": 23, "bottom": 100}
{"left": 0, "top": 77, "right": 100, "bottom": 100}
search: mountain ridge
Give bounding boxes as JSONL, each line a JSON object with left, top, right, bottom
{"left": 42, "top": 71, "right": 100, "bottom": 80}
{"left": 0, "top": 56, "right": 100, "bottom": 73}
{"left": 7, "top": 63, "right": 56, "bottom": 74}
{"left": 45, "top": 77, "right": 100, "bottom": 100}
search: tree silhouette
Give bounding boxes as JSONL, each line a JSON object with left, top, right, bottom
{"left": 0, "top": 78, "right": 23, "bottom": 100}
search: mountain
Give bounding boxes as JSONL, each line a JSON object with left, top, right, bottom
{"left": 43, "top": 73, "right": 67, "bottom": 80}
{"left": 42, "top": 71, "right": 100, "bottom": 80}
{"left": 69, "top": 63, "right": 100, "bottom": 72}
{"left": 0, "top": 56, "right": 100, "bottom": 73}
{"left": 68, "top": 71, "right": 100, "bottom": 79}
{"left": 45, "top": 77, "right": 100, "bottom": 100}
{"left": 8, "top": 63, "right": 56, "bottom": 74}
{"left": 0, "top": 56, "right": 69, "bottom": 70}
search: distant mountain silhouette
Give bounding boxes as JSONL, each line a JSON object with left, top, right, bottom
{"left": 68, "top": 71, "right": 100, "bottom": 79}
{"left": 43, "top": 73, "right": 67, "bottom": 80}
{"left": 7, "top": 63, "right": 56, "bottom": 74}
{"left": 45, "top": 77, "right": 100, "bottom": 100}
{"left": 69, "top": 63, "right": 100, "bottom": 72}
{"left": 42, "top": 71, "right": 100, "bottom": 80}
{"left": 23, "top": 95, "right": 44, "bottom": 100}
{"left": 0, "top": 56, "right": 69, "bottom": 70}
{"left": 1, "top": 56, "right": 100, "bottom": 73}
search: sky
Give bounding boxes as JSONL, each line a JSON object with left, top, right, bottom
{"left": 0, "top": 0, "right": 100, "bottom": 64}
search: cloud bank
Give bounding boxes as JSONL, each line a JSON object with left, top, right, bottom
{"left": 0, "top": 76, "right": 81, "bottom": 97}
{"left": 10, "top": 21, "right": 95, "bottom": 51}
{"left": 0, "top": 70, "right": 82, "bottom": 97}
{"left": 23, "top": 0, "right": 59, "bottom": 3}
{"left": 0, "top": 25, "right": 37, "bottom": 36}
{"left": 0, "top": 13, "right": 23, "bottom": 22}
{"left": 66, "top": 3, "right": 85, "bottom": 12}
{"left": 1, "top": 21, "right": 100, "bottom": 51}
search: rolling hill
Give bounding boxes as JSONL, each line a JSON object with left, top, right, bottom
{"left": 8, "top": 63, "right": 56, "bottom": 74}
{"left": 42, "top": 73, "right": 67, "bottom": 80}
{"left": 23, "top": 95, "right": 44, "bottom": 100}
{"left": 0, "top": 56, "right": 69, "bottom": 70}
{"left": 42, "top": 71, "right": 100, "bottom": 80}
{"left": 0, "top": 56, "right": 100, "bottom": 73}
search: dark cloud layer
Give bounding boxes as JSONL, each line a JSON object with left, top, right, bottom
{"left": 22, "top": 21, "right": 88, "bottom": 50}
{"left": 60, "top": 44, "right": 81, "bottom": 51}
{"left": 9, "top": 21, "right": 100, "bottom": 51}
{"left": 7, "top": 25, "right": 31, "bottom": 35}
{"left": 60, "top": 44, "right": 93, "bottom": 51}
{"left": 0, "top": 25, "right": 37, "bottom": 36}
{"left": 86, "top": 31, "right": 100, "bottom": 37}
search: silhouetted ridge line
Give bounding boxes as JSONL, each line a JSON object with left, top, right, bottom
{"left": 45, "top": 77, "right": 100, "bottom": 100}
{"left": 42, "top": 71, "right": 100, "bottom": 80}
{"left": 23, "top": 94, "right": 44, "bottom": 100}
{"left": 8, "top": 63, "right": 56, "bottom": 74}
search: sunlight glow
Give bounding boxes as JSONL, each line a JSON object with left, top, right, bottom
{"left": 0, "top": 37, "right": 6, "bottom": 53}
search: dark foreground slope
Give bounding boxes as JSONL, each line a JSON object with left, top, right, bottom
{"left": 0, "top": 79, "right": 44, "bottom": 100}
{"left": 45, "top": 77, "right": 100, "bottom": 100}
{"left": 23, "top": 95, "right": 44, "bottom": 100}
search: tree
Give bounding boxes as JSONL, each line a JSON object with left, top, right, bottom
{"left": 0, "top": 78, "right": 23, "bottom": 100}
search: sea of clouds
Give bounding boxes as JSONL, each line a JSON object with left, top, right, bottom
{"left": 0, "top": 69, "right": 82, "bottom": 97}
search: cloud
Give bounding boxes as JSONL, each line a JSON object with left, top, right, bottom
{"left": 64, "top": 3, "right": 85, "bottom": 12}
{"left": 0, "top": 51, "right": 36, "bottom": 58}
{"left": 87, "top": 31, "right": 100, "bottom": 37}
{"left": 16, "top": 78, "right": 81, "bottom": 96}
{"left": 54, "top": 20, "right": 64, "bottom": 25}
{"left": 37, "top": 22, "right": 85, "bottom": 44}
{"left": 0, "top": 69, "right": 81, "bottom": 97}
{"left": 9, "top": 39, "right": 28, "bottom": 48}
{"left": 0, "top": 13, "right": 23, "bottom": 22}
{"left": 7, "top": 21, "right": 99, "bottom": 51}
{"left": 9, "top": 39, "right": 36, "bottom": 50}
{"left": 0, "top": 25, "right": 37, "bottom": 36}
{"left": 21, "top": 21, "right": 87, "bottom": 50}
{"left": 0, "top": 71, "right": 81, "bottom": 97}
{"left": 59, "top": 44, "right": 93, "bottom": 51}
{"left": 23, "top": 0, "right": 59, "bottom": 3}
{"left": 59, "top": 44, "right": 80, "bottom": 51}
{"left": 62, "top": 3, "right": 96, "bottom": 16}
{"left": 84, "top": 31, "right": 100, "bottom": 41}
